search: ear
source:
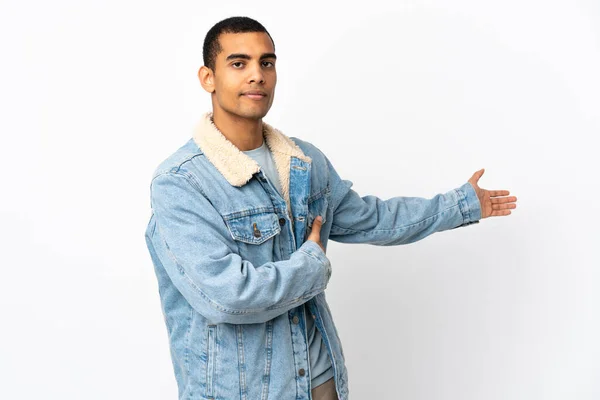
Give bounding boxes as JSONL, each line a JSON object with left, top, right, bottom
{"left": 198, "top": 65, "right": 215, "bottom": 93}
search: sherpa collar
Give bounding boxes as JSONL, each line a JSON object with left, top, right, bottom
{"left": 192, "top": 111, "right": 312, "bottom": 214}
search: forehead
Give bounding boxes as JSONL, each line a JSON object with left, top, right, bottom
{"left": 217, "top": 32, "right": 274, "bottom": 58}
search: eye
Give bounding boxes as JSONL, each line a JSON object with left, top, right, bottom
{"left": 232, "top": 62, "right": 244, "bottom": 68}
{"left": 262, "top": 61, "right": 275, "bottom": 67}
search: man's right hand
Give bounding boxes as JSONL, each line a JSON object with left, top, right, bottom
{"left": 306, "top": 216, "right": 326, "bottom": 253}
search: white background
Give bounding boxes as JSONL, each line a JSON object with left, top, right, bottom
{"left": 1, "top": 0, "right": 599, "bottom": 399}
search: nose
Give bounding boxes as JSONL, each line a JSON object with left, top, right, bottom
{"left": 248, "top": 62, "right": 265, "bottom": 84}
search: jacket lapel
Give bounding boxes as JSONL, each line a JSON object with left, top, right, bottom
{"left": 192, "top": 111, "right": 312, "bottom": 216}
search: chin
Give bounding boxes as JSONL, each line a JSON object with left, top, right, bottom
{"left": 240, "top": 108, "right": 270, "bottom": 120}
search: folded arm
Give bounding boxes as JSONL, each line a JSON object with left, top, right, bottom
{"left": 146, "top": 172, "right": 332, "bottom": 324}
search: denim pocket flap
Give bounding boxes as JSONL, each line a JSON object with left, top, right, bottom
{"left": 307, "top": 192, "right": 329, "bottom": 227}
{"left": 224, "top": 211, "right": 281, "bottom": 245}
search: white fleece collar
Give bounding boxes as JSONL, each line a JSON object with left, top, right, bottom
{"left": 192, "top": 111, "right": 312, "bottom": 214}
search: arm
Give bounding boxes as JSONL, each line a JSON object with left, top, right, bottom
{"left": 324, "top": 155, "right": 482, "bottom": 245}
{"left": 145, "top": 171, "right": 332, "bottom": 325}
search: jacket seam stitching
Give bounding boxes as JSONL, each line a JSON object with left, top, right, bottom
{"left": 307, "top": 185, "right": 330, "bottom": 203}
{"left": 184, "top": 306, "right": 193, "bottom": 397}
{"left": 455, "top": 187, "right": 472, "bottom": 223}
{"left": 151, "top": 153, "right": 205, "bottom": 180}
{"left": 261, "top": 320, "right": 274, "bottom": 400}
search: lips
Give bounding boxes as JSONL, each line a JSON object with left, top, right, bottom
{"left": 242, "top": 90, "right": 267, "bottom": 100}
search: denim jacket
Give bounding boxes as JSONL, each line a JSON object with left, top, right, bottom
{"left": 144, "top": 112, "right": 482, "bottom": 400}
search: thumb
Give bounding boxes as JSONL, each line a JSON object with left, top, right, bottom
{"left": 471, "top": 168, "right": 485, "bottom": 183}
{"left": 312, "top": 215, "right": 323, "bottom": 230}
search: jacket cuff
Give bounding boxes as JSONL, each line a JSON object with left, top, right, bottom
{"left": 299, "top": 240, "right": 332, "bottom": 282}
{"left": 455, "top": 182, "right": 482, "bottom": 227}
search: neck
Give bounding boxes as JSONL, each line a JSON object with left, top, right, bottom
{"left": 211, "top": 108, "right": 264, "bottom": 151}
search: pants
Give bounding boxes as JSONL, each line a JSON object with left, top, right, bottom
{"left": 311, "top": 378, "right": 339, "bottom": 400}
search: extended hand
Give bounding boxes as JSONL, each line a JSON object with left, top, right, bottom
{"left": 468, "top": 169, "right": 517, "bottom": 219}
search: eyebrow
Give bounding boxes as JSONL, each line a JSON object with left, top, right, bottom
{"left": 225, "top": 53, "right": 277, "bottom": 61}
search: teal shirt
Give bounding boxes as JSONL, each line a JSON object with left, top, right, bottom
{"left": 243, "top": 140, "right": 335, "bottom": 389}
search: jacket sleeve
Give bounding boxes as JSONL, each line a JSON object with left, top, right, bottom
{"left": 145, "top": 171, "right": 332, "bottom": 325}
{"left": 324, "top": 155, "right": 482, "bottom": 245}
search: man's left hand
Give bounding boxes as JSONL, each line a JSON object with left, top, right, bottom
{"left": 468, "top": 168, "right": 518, "bottom": 219}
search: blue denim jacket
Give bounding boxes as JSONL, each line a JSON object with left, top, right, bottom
{"left": 144, "top": 112, "right": 482, "bottom": 400}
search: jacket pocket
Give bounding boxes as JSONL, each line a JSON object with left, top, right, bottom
{"left": 223, "top": 210, "right": 281, "bottom": 245}
{"left": 307, "top": 190, "right": 329, "bottom": 227}
{"left": 205, "top": 324, "right": 217, "bottom": 399}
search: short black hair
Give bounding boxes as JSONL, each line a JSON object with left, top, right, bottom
{"left": 203, "top": 16, "right": 275, "bottom": 72}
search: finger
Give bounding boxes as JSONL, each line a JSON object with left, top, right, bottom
{"left": 491, "top": 196, "right": 517, "bottom": 204}
{"left": 488, "top": 190, "right": 511, "bottom": 197}
{"left": 493, "top": 203, "right": 517, "bottom": 210}
{"left": 491, "top": 209, "right": 512, "bottom": 216}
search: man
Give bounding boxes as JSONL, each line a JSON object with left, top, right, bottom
{"left": 144, "top": 16, "right": 517, "bottom": 400}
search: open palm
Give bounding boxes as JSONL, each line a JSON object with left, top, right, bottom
{"left": 468, "top": 169, "right": 517, "bottom": 219}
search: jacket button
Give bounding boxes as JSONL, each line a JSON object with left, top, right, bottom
{"left": 292, "top": 316, "right": 299, "bottom": 324}
{"left": 298, "top": 368, "right": 305, "bottom": 376}
{"left": 279, "top": 218, "right": 286, "bottom": 226}
{"left": 252, "top": 222, "right": 261, "bottom": 237}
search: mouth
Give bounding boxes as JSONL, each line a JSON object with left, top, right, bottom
{"left": 242, "top": 91, "right": 268, "bottom": 100}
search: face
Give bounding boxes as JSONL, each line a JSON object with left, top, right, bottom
{"left": 200, "top": 32, "right": 277, "bottom": 121}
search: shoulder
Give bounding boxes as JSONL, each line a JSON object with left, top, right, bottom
{"left": 151, "top": 138, "right": 206, "bottom": 180}
{"left": 288, "top": 136, "right": 328, "bottom": 165}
